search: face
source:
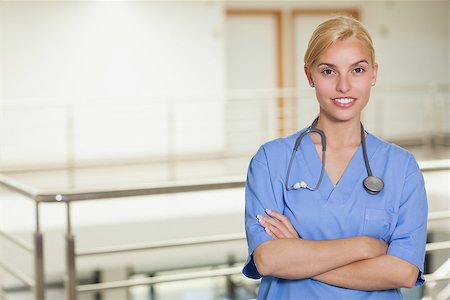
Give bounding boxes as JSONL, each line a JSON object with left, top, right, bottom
{"left": 304, "top": 38, "right": 378, "bottom": 123}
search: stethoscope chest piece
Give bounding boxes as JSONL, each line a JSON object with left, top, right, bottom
{"left": 363, "top": 176, "right": 384, "bottom": 195}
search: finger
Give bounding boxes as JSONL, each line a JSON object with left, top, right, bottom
{"left": 259, "top": 216, "right": 291, "bottom": 237}
{"left": 266, "top": 209, "right": 299, "bottom": 237}
{"left": 265, "top": 209, "right": 296, "bottom": 232}
{"left": 264, "top": 211, "right": 299, "bottom": 238}
{"left": 264, "top": 227, "right": 278, "bottom": 239}
{"left": 257, "top": 215, "right": 286, "bottom": 238}
{"left": 265, "top": 223, "right": 286, "bottom": 238}
{"left": 258, "top": 213, "right": 297, "bottom": 238}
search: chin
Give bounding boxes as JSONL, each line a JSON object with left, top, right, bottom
{"left": 322, "top": 110, "right": 360, "bottom": 123}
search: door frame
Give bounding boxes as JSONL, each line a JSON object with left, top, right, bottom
{"left": 226, "top": 9, "right": 286, "bottom": 136}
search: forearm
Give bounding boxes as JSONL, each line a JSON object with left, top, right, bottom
{"left": 253, "top": 236, "right": 381, "bottom": 279}
{"left": 313, "top": 254, "right": 419, "bottom": 290}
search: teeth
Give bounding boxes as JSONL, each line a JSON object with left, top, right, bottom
{"left": 334, "top": 98, "right": 353, "bottom": 104}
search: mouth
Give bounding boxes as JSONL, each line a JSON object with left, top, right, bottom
{"left": 332, "top": 97, "right": 356, "bottom": 108}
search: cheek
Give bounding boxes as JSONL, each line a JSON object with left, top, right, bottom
{"left": 360, "top": 84, "right": 373, "bottom": 97}
{"left": 353, "top": 77, "right": 373, "bottom": 95}
{"left": 314, "top": 87, "right": 330, "bottom": 102}
{"left": 358, "top": 88, "right": 371, "bottom": 109}
{"left": 313, "top": 81, "right": 334, "bottom": 96}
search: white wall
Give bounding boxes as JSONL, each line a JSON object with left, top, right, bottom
{"left": 0, "top": 1, "right": 225, "bottom": 99}
{"left": 0, "top": 1, "right": 226, "bottom": 169}
{"left": 0, "top": 1, "right": 448, "bottom": 171}
{"left": 361, "top": 1, "right": 449, "bottom": 139}
{"left": 362, "top": 1, "right": 448, "bottom": 86}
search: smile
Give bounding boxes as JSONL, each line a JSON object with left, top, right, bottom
{"left": 332, "top": 97, "right": 356, "bottom": 107}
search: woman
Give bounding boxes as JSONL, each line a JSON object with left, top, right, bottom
{"left": 243, "top": 16, "right": 427, "bottom": 299}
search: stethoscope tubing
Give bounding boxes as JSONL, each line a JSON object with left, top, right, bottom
{"left": 285, "top": 128, "right": 326, "bottom": 191}
{"left": 285, "top": 118, "right": 384, "bottom": 194}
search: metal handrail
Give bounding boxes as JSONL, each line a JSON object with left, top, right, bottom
{"left": 73, "top": 233, "right": 450, "bottom": 260}
{"left": 419, "top": 159, "right": 450, "bottom": 172}
{"left": 0, "top": 176, "right": 245, "bottom": 203}
{"left": 77, "top": 269, "right": 450, "bottom": 295}
{"left": 425, "top": 273, "right": 450, "bottom": 283}
{"left": 74, "top": 237, "right": 450, "bottom": 295}
{"left": 0, "top": 290, "right": 8, "bottom": 300}
{"left": 428, "top": 210, "right": 450, "bottom": 221}
{"left": 0, "top": 230, "right": 33, "bottom": 253}
{"left": 0, "top": 180, "right": 44, "bottom": 299}
{"left": 77, "top": 232, "right": 246, "bottom": 257}
{"left": 75, "top": 229, "right": 450, "bottom": 258}
{"left": 426, "top": 241, "right": 450, "bottom": 252}
{"left": 36, "top": 176, "right": 246, "bottom": 202}
{"left": 0, "top": 160, "right": 448, "bottom": 299}
{"left": 0, "top": 159, "right": 448, "bottom": 203}
{"left": 77, "top": 266, "right": 243, "bottom": 293}
{"left": 0, "top": 174, "right": 38, "bottom": 200}
{"left": 0, "top": 259, "right": 35, "bottom": 288}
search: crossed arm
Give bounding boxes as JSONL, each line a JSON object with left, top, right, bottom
{"left": 253, "top": 210, "right": 419, "bottom": 290}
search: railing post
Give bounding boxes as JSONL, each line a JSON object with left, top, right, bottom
{"left": 0, "top": 289, "right": 7, "bottom": 300}
{"left": 225, "top": 255, "right": 236, "bottom": 300}
{"left": 423, "top": 280, "right": 435, "bottom": 299}
{"left": 65, "top": 201, "right": 77, "bottom": 300}
{"left": 34, "top": 202, "right": 45, "bottom": 300}
{"left": 149, "top": 273, "right": 155, "bottom": 300}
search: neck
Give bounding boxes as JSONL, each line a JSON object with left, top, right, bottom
{"left": 314, "top": 114, "right": 362, "bottom": 147}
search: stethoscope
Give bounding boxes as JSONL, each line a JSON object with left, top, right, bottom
{"left": 285, "top": 118, "right": 384, "bottom": 195}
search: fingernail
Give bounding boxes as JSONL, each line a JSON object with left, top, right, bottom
{"left": 264, "top": 227, "right": 269, "bottom": 232}
{"left": 259, "top": 218, "right": 265, "bottom": 225}
{"left": 256, "top": 214, "right": 262, "bottom": 220}
{"left": 265, "top": 209, "right": 272, "bottom": 214}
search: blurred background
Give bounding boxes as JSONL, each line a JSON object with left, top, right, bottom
{"left": 0, "top": 0, "right": 448, "bottom": 299}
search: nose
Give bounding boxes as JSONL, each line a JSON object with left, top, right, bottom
{"left": 336, "top": 75, "right": 351, "bottom": 93}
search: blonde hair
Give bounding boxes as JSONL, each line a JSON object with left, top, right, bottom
{"left": 304, "top": 16, "right": 376, "bottom": 68}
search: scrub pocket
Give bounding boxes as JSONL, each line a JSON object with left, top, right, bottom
{"left": 362, "top": 208, "right": 392, "bottom": 240}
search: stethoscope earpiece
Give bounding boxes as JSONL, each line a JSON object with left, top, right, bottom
{"left": 363, "top": 176, "right": 384, "bottom": 195}
{"left": 292, "top": 181, "right": 308, "bottom": 190}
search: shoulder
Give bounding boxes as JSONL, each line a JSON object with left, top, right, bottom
{"left": 250, "top": 129, "right": 308, "bottom": 176}
{"left": 369, "top": 133, "right": 420, "bottom": 176}
{"left": 253, "top": 130, "right": 304, "bottom": 163}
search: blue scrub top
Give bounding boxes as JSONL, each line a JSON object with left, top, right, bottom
{"left": 243, "top": 129, "right": 428, "bottom": 300}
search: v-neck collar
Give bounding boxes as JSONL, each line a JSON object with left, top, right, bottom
{"left": 299, "top": 131, "right": 381, "bottom": 202}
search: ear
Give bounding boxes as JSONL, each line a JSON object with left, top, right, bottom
{"left": 304, "top": 64, "right": 314, "bottom": 86}
{"left": 371, "top": 63, "right": 379, "bottom": 86}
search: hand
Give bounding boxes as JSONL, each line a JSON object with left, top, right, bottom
{"left": 358, "top": 236, "right": 389, "bottom": 259}
{"left": 257, "top": 209, "right": 300, "bottom": 239}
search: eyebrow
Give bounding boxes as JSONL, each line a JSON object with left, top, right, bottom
{"left": 317, "top": 60, "right": 370, "bottom": 68}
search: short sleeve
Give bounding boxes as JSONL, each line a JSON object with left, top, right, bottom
{"left": 242, "top": 147, "right": 283, "bottom": 279}
{"left": 387, "top": 158, "right": 428, "bottom": 286}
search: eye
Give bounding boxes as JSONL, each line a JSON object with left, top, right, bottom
{"left": 354, "top": 67, "right": 365, "bottom": 74}
{"left": 321, "top": 69, "right": 335, "bottom": 76}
